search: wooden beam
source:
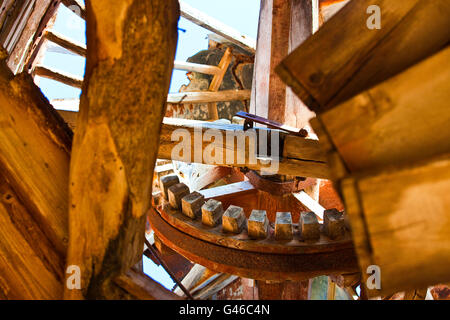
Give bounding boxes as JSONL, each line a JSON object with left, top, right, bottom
{"left": 167, "top": 89, "right": 250, "bottom": 104}
{"left": 6, "top": 0, "right": 56, "bottom": 73}
{"left": 174, "top": 60, "right": 221, "bottom": 75}
{"left": 250, "top": 0, "right": 319, "bottom": 129}
{"left": 44, "top": 29, "right": 87, "bottom": 57}
{"left": 314, "top": 46, "right": 450, "bottom": 177}
{"left": 58, "top": 112, "right": 330, "bottom": 178}
{"left": 207, "top": 47, "right": 233, "bottom": 120}
{"left": 33, "top": 65, "right": 84, "bottom": 88}
{"left": 277, "top": 0, "right": 450, "bottom": 113}
{"left": 0, "top": 54, "right": 71, "bottom": 298}
{"left": 0, "top": 57, "right": 72, "bottom": 256}
{"left": 179, "top": 1, "right": 256, "bottom": 53}
{"left": 342, "top": 152, "right": 450, "bottom": 297}
{"left": 65, "top": 0, "right": 179, "bottom": 299}
{"left": 292, "top": 191, "right": 325, "bottom": 221}
{"left": 114, "top": 268, "right": 183, "bottom": 300}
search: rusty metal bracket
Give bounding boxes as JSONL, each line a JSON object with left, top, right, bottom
{"left": 236, "top": 111, "right": 308, "bottom": 137}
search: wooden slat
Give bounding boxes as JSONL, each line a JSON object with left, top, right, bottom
{"left": 316, "top": 46, "right": 450, "bottom": 175}
{"left": 0, "top": 174, "right": 64, "bottom": 299}
{"left": 0, "top": 58, "right": 72, "bottom": 256}
{"left": 250, "top": 0, "right": 319, "bottom": 128}
{"left": 207, "top": 47, "right": 233, "bottom": 120}
{"left": 341, "top": 152, "right": 450, "bottom": 296}
{"left": 179, "top": 1, "right": 256, "bottom": 53}
{"left": 0, "top": 55, "right": 71, "bottom": 299}
{"left": 51, "top": 90, "right": 250, "bottom": 110}
{"left": 293, "top": 191, "right": 325, "bottom": 221}
{"left": 44, "top": 29, "right": 87, "bottom": 57}
{"left": 6, "top": 0, "right": 55, "bottom": 73}
{"left": 277, "top": 0, "right": 450, "bottom": 113}
{"left": 33, "top": 65, "right": 84, "bottom": 88}
{"left": 174, "top": 60, "right": 221, "bottom": 75}
{"left": 167, "top": 89, "right": 250, "bottom": 104}
{"left": 65, "top": 0, "right": 179, "bottom": 300}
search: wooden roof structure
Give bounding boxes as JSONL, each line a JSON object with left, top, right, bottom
{"left": 0, "top": 0, "right": 449, "bottom": 300}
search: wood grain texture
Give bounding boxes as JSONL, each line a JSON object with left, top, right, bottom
{"left": 341, "top": 153, "right": 450, "bottom": 296}
{"left": 0, "top": 58, "right": 72, "bottom": 256}
{"left": 277, "top": 0, "right": 450, "bottom": 113}
{"left": 320, "top": 46, "right": 450, "bottom": 174}
{"left": 250, "top": 0, "right": 318, "bottom": 128}
{"left": 114, "top": 268, "right": 182, "bottom": 300}
{"left": 0, "top": 53, "right": 71, "bottom": 299}
{"left": 65, "top": 0, "right": 179, "bottom": 299}
{"left": 57, "top": 113, "right": 330, "bottom": 178}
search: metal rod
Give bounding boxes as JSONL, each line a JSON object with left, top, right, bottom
{"left": 144, "top": 238, "right": 194, "bottom": 300}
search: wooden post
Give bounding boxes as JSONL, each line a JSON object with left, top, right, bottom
{"left": 65, "top": 0, "right": 179, "bottom": 299}
{"left": 250, "top": 0, "right": 319, "bottom": 128}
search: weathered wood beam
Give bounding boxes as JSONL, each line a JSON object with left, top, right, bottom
{"left": 313, "top": 46, "right": 450, "bottom": 178}
{"left": 277, "top": 0, "right": 450, "bottom": 113}
{"left": 174, "top": 60, "right": 221, "bottom": 76}
{"left": 44, "top": 29, "right": 87, "bottom": 57}
{"left": 168, "top": 89, "right": 250, "bottom": 104}
{"left": 0, "top": 55, "right": 72, "bottom": 256}
{"left": 342, "top": 152, "right": 450, "bottom": 297}
{"left": 179, "top": 1, "right": 256, "bottom": 54}
{"left": 114, "top": 268, "right": 183, "bottom": 300}
{"left": 207, "top": 47, "right": 233, "bottom": 120}
{"left": 250, "top": 0, "right": 319, "bottom": 129}
{"left": 58, "top": 112, "right": 330, "bottom": 179}
{"left": 0, "top": 52, "right": 71, "bottom": 298}
{"left": 65, "top": 0, "right": 179, "bottom": 299}
{"left": 33, "top": 65, "right": 84, "bottom": 88}
{"left": 6, "top": 0, "right": 56, "bottom": 73}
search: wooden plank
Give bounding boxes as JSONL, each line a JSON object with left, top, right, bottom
{"left": 207, "top": 47, "right": 233, "bottom": 120}
{"left": 179, "top": 1, "right": 256, "bottom": 53}
{"left": 65, "top": 0, "right": 179, "bottom": 299}
{"left": 51, "top": 89, "right": 250, "bottom": 109}
{"left": 277, "top": 0, "right": 450, "bottom": 113}
{"left": 174, "top": 60, "right": 221, "bottom": 75}
{"left": 0, "top": 173, "right": 64, "bottom": 299}
{"left": 58, "top": 112, "right": 330, "bottom": 178}
{"left": 341, "top": 152, "right": 450, "bottom": 296}
{"left": 60, "top": 0, "right": 86, "bottom": 19}
{"left": 33, "top": 65, "right": 84, "bottom": 88}
{"left": 168, "top": 89, "right": 250, "bottom": 104}
{"left": 250, "top": 0, "right": 319, "bottom": 128}
{"left": 0, "top": 57, "right": 72, "bottom": 256}
{"left": 6, "top": 0, "right": 56, "bottom": 73}
{"left": 160, "top": 118, "right": 330, "bottom": 178}
{"left": 44, "top": 29, "right": 87, "bottom": 56}
{"left": 318, "top": 46, "right": 450, "bottom": 174}
{"left": 114, "top": 268, "right": 182, "bottom": 300}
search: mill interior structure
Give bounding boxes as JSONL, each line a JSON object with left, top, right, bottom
{"left": 0, "top": 0, "right": 449, "bottom": 300}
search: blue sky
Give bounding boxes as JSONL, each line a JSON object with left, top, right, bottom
{"left": 38, "top": 0, "right": 260, "bottom": 111}
{"left": 38, "top": 1, "right": 260, "bottom": 290}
